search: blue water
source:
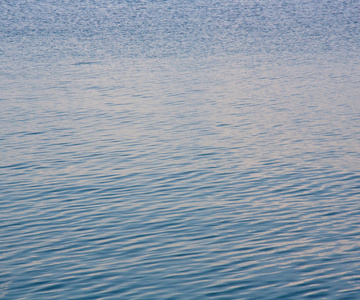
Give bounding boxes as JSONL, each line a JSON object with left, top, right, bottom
{"left": 1, "top": 0, "right": 360, "bottom": 299}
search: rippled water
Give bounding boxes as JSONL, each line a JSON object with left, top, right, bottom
{"left": 1, "top": 0, "right": 360, "bottom": 299}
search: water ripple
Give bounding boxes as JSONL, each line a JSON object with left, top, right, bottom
{"left": 1, "top": 0, "right": 360, "bottom": 299}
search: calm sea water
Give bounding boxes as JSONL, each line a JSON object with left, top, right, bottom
{"left": 1, "top": 0, "right": 360, "bottom": 299}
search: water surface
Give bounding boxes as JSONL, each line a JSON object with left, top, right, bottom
{"left": 1, "top": 0, "right": 360, "bottom": 299}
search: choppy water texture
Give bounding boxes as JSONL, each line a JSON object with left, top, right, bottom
{"left": 1, "top": 0, "right": 360, "bottom": 299}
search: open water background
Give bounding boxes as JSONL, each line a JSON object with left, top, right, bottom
{"left": 1, "top": 0, "right": 360, "bottom": 299}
